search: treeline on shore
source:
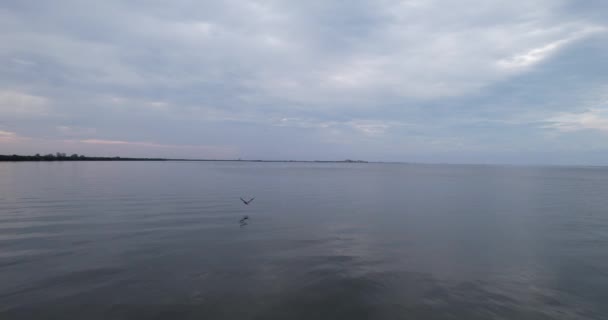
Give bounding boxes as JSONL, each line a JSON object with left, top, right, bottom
{"left": 0, "top": 153, "right": 166, "bottom": 161}
{"left": 1, "top": 153, "right": 369, "bottom": 163}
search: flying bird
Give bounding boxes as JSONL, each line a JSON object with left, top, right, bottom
{"left": 239, "top": 215, "right": 249, "bottom": 223}
{"left": 240, "top": 197, "right": 255, "bottom": 205}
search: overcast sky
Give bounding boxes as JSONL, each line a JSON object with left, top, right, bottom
{"left": 1, "top": 1, "right": 607, "bottom": 164}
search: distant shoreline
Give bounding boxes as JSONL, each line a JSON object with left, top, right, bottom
{"left": 0, "top": 154, "right": 368, "bottom": 163}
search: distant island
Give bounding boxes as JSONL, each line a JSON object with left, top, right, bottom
{"left": 0, "top": 153, "right": 165, "bottom": 162}
{"left": 0, "top": 153, "right": 368, "bottom": 163}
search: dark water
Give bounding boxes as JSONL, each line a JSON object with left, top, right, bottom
{"left": 1, "top": 162, "right": 608, "bottom": 319}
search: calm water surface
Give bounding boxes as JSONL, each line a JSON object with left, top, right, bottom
{"left": 1, "top": 161, "right": 608, "bottom": 319}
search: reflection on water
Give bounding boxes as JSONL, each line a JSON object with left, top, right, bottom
{"left": 1, "top": 162, "right": 607, "bottom": 319}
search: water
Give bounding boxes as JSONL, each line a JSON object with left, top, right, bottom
{"left": 1, "top": 161, "right": 607, "bottom": 319}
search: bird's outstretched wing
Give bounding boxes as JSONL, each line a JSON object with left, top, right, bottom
{"left": 240, "top": 197, "right": 255, "bottom": 204}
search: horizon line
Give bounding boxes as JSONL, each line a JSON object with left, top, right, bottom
{"left": 1, "top": 154, "right": 607, "bottom": 168}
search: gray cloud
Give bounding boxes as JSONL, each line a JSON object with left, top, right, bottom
{"left": 0, "top": 0, "right": 607, "bottom": 163}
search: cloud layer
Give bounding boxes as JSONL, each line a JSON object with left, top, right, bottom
{"left": 1, "top": 0, "right": 607, "bottom": 163}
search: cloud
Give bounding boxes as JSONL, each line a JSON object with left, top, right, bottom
{"left": 56, "top": 125, "right": 97, "bottom": 137}
{"left": 498, "top": 38, "right": 573, "bottom": 69}
{"left": 0, "top": 133, "right": 237, "bottom": 159}
{"left": 0, "top": 90, "right": 49, "bottom": 116}
{"left": 0, "top": 130, "right": 17, "bottom": 139}
{"left": 273, "top": 117, "right": 401, "bottom": 136}
{"left": 3, "top": 0, "right": 601, "bottom": 103}
{"left": 347, "top": 121, "right": 393, "bottom": 136}
{"left": 0, "top": 129, "right": 30, "bottom": 143}
{"left": 79, "top": 139, "right": 166, "bottom": 147}
{"left": 545, "top": 109, "right": 608, "bottom": 133}
{"left": 76, "top": 139, "right": 238, "bottom": 158}
{"left": 498, "top": 26, "right": 606, "bottom": 70}
{"left": 1, "top": 0, "right": 607, "bottom": 163}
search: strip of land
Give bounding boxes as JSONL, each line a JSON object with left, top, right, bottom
{"left": 0, "top": 154, "right": 165, "bottom": 161}
{"left": 0, "top": 154, "right": 367, "bottom": 163}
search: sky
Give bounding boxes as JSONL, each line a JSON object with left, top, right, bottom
{"left": 1, "top": 0, "right": 607, "bottom": 164}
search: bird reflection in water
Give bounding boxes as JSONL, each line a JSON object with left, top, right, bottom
{"left": 239, "top": 215, "right": 249, "bottom": 227}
